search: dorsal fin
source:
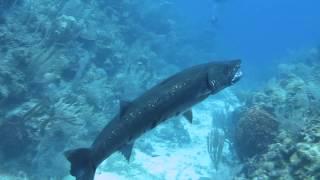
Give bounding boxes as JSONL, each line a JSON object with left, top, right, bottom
{"left": 183, "top": 110, "right": 193, "bottom": 124}
{"left": 119, "top": 143, "right": 134, "bottom": 162}
{"left": 120, "top": 100, "right": 131, "bottom": 117}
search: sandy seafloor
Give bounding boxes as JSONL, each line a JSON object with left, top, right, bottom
{"left": 0, "top": 90, "right": 239, "bottom": 180}
{"left": 1, "top": 1, "right": 320, "bottom": 179}
{"left": 86, "top": 90, "right": 238, "bottom": 180}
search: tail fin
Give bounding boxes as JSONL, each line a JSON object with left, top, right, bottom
{"left": 64, "top": 148, "right": 96, "bottom": 180}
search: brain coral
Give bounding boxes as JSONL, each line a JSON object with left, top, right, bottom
{"left": 234, "top": 106, "right": 279, "bottom": 161}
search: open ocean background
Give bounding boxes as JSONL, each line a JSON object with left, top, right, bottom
{"left": 0, "top": 0, "right": 320, "bottom": 179}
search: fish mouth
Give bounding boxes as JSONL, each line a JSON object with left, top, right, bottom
{"left": 231, "top": 62, "right": 242, "bottom": 84}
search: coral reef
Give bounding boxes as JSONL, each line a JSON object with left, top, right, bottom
{"left": 236, "top": 118, "right": 320, "bottom": 179}
{"left": 233, "top": 106, "right": 279, "bottom": 160}
{"left": 1, "top": 0, "right": 319, "bottom": 179}
{"left": 0, "top": 0, "right": 213, "bottom": 179}
{"left": 0, "top": 60, "right": 27, "bottom": 107}
{"left": 234, "top": 49, "right": 320, "bottom": 179}
{"left": 207, "top": 128, "right": 225, "bottom": 169}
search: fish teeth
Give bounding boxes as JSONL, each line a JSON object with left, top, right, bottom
{"left": 232, "top": 69, "right": 242, "bottom": 83}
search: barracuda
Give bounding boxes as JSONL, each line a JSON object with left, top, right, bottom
{"left": 64, "top": 59, "right": 242, "bottom": 180}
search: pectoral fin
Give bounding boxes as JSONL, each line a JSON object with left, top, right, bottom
{"left": 119, "top": 143, "right": 134, "bottom": 162}
{"left": 120, "top": 100, "right": 131, "bottom": 117}
{"left": 183, "top": 110, "right": 193, "bottom": 124}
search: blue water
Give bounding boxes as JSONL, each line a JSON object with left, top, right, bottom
{"left": 174, "top": 0, "right": 320, "bottom": 85}
{"left": 0, "top": 0, "right": 320, "bottom": 179}
{"left": 216, "top": 0, "right": 320, "bottom": 78}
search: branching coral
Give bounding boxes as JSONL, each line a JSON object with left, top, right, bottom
{"left": 235, "top": 50, "right": 320, "bottom": 179}
{"left": 207, "top": 128, "right": 225, "bottom": 170}
{"left": 236, "top": 116, "right": 320, "bottom": 180}
{"left": 0, "top": 0, "right": 218, "bottom": 179}
{"left": 0, "top": 60, "right": 27, "bottom": 107}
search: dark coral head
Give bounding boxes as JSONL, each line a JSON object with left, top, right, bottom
{"left": 233, "top": 107, "right": 279, "bottom": 161}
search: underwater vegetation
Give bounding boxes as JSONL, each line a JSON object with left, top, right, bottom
{"left": 232, "top": 49, "right": 320, "bottom": 179}
{"left": 0, "top": 0, "right": 221, "bottom": 179}
{"left": 0, "top": 0, "right": 182, "bottom": 179}
{"left": 0, "top": 0, "right": 320, "bottom": 179}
